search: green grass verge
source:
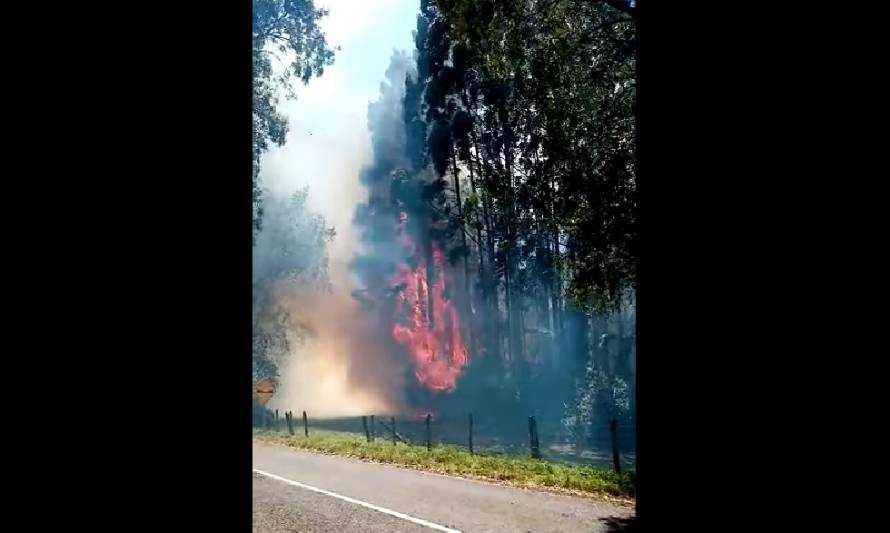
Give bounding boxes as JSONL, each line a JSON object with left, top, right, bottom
{"left": 253, "top": 428, "right": 635, "bottom": 500}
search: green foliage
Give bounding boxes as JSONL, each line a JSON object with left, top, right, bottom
{"left": 432, "top": 0, "right": 635, "bottom": 312}
{"left": 252, "top": 187, "right": 334, "bottom": 384}
{"left": 253, "top": 0, "right": 337, "bottom": 239}
{"left": 351, "top": 0, "right": 636, "bottom": 424}
{"left": 252, "top": 309, "right": 290, "bottom": 386}
{"left": 564, "top": 300, "right": 635, "bottom": 447}
{"left": 428, "top": 120, "right": 453, "bottom": 177}
{"left": 398, "top": 0, "right": 636, "bottom": 428}
{"left": 253, "top": 187, "right": 336, "bottom": 287}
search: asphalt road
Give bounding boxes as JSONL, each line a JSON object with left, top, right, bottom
{"left": 253, "top": 441, "right": 635, "bottom": 533}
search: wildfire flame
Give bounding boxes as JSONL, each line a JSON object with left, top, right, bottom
{"left": 390, "top": 212, "right": 468, "bottom": 392}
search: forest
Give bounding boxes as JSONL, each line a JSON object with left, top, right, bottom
{"left": 253, "top": 0, "right": 636, "bottom": 454}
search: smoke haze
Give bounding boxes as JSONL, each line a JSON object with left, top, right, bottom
{"left": 256, "top": 2, "right": 419, "bottom": 416}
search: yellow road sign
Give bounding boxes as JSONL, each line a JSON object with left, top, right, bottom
{"left": 254, "top": 378, "right": 275, "bottom": 406}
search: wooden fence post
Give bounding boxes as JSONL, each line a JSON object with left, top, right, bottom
{"left": 275, "top": 409, "right": 280, "bottom": 432}
{"left": 362, "top": 416, "right": 371, "bottom": 442}
{"left": 468, "top": 413, "right": 474, "bottom": 455}
{"left": 611, "top": 418, "right": 621, "bottom": 473}
{"left": 370, "top": 415, "right": 376, "bottom": 441}
{"left": 301, "top": 411, "right": 309, "bottom": 437}
{"left": 426, "top": 413, "right": 432, "bottom": 451}
{"left": 391, "top": 416, "right": 397, "bottom": 446}
{"left": 528, "top": 416, "right": 541, "bottom": 459}
{"left": 286, "top": 411, "right": 294, "bottom": 435}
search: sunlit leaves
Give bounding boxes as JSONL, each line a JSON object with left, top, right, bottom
{"left": 252, "top": 0, "right": 337, "bottom": 238}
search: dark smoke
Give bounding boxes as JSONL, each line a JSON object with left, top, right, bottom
{"left": 351, "top": 50, "right": 416, "bottom": 298}
{"left": 350, "top": 49, "right": 451, "bottom": 410}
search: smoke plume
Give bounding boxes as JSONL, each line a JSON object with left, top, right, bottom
{"left": 257, "top": 50, "right": 420, "bottom": 416}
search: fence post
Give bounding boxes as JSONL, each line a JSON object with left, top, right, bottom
{"left": 275, "top": 409, "right": 280, "bottom": 432}
{"left": 370, "top": 415, "right": 375, "bottom": 441}
{"left": 362, "top": 416, "right": 371, "bottom": 442}
{"left": 286, "top": 411, "right": 294, "bottom": 435}
{"left": 303, "top": 411, "right": 309, "bottom": 437}
{"left": 391, "top": 416, "right": 397, "bottom": 446}
{"left": 611, "top": 418, "right": 621, "bottom": 473}
{"left": 468, "top": 413, "right": 474, "bottom": 455}
{"left": 426, "top": 414, "right": 432, "bottom": 451}
{"left": 528, "top": 416, "right": 541, "bottom": 459}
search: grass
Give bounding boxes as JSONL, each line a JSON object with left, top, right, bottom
{"left": 253, "top": 428, "right": 635, "bottom": 502}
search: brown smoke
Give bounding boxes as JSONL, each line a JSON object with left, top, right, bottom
{"left": 266, "top": 143, "right": 408, "bottom": 417}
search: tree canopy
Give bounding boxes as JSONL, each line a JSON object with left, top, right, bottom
{"left": 428, "top": 0, "right": 636, "bottom": 313}
{"left": 252, "top": 188, "right": 334, "bottom": 387}
{"left": 371, "top": 0, "right": 636, "bottom": 434}
{"left": 253, "top": 0, "right": 337, "bottom": 239}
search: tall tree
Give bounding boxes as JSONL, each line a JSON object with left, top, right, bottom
{"left": 252, "top": 188, "right": 335, "bottom": 387}
{"left": 252, "top": 0, "right": 337, "bottom": 239}
{"left": 364, "top": 0, "right": 636, "bottom": 424}
{"left": 400, "top": 0, "right": 636, "bottom": 414}
{"left": 436, "top": 0, "right": 635, "bottom": 313}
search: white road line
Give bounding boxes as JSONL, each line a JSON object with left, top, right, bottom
{"left": 253, "top": 468, "right": 461, "bottom": 533}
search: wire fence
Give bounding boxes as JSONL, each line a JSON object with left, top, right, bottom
{"left": 254, "top": 408, "right": 635, "bottom": 472}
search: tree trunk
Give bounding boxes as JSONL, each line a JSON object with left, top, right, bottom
{"left": 504, "top": 248, "right": 514, "bottom": 367}
{"left": 472, "top": 127, "right": 500, "bottom": 362}
{"left": 503, "top": 128, "right": 522, "bottom": 369}
{"left": 450, "top": 143, "right": 474, "bottom": 354}
{"left": 466, "top": 139, "right": 486, "bottom": 305}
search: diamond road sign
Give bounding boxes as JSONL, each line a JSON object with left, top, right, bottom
{"left": 254, "top": 378, "right": 274, "bottom": 406}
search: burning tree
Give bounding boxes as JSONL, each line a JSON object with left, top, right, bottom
{"left": 351, "top": 48, "right": 473, "bottom": 402}
{"left": 350, "top": 0, "right": 636, "bottom": 432}
{"left": 390, "top": 210, "right": 468, "bottom": 392}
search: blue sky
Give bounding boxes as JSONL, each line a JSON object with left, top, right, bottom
{"left": 259, "top": 0, "right": 419, "bottom": 260}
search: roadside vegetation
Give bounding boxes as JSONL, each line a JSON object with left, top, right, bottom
{"left": 253, "top": 428, "right": 635, "bottom": 501}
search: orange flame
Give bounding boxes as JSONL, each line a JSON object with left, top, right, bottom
{"left": 390, "top": 212, "right": 468, "bottom": 392}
